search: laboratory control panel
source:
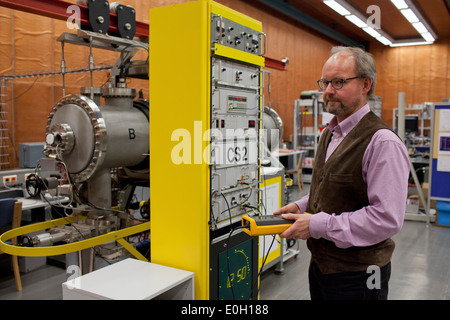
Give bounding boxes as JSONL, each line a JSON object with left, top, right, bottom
{"left": 211, "top": 15, "right": 264, "bottom": 55}
{"left": 209, "top": 15, "right": 262, "bottom": 233}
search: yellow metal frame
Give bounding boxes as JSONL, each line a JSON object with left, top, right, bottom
{"left": 211, "top": 1, "right": 264, "bottom": 67}
{"left": 149, "top": 0, "right": 264, "bottom": 300}
{"left": 0, "top": 215, "right": 150, "bottom": 261}
{"left": 150, "top": 0, "right": 211, "bottom": 300}
{"left": 213, "top": 44, "right": 265, "bottom": 67}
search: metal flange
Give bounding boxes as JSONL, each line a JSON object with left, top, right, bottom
{"left": 46, "top": 94, "right": 107, "bottom": 182}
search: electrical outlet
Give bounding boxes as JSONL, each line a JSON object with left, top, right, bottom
{"left": 3, "top": 175, "right": 18, "bottom": 184}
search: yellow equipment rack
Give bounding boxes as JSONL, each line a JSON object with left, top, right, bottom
{"left": 149, "top": 0, "right": 264, "bottom": 300}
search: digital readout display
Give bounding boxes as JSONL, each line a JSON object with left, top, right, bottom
{"left": 228, "top": 95, "right": 248, "bottom": 112}
{"left": 228, "top": 96, "right": 247, "bottom": 102}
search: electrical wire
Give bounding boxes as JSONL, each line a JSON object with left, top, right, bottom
{"left": 250, "top": 234, "right": 276, "bottom": 300}
{"left": 222, "top": 178, "right": 277, "bottom": 300}
{"left": 38, "top": 181, "right": 148, "bottom": 266}
{"left": 219, "top": 183, "right": 254, "bottom": 217}
{"left": 6, "top": 77, "right": 39, "bottom": 102}
{"left": 220, "top": 192, "right": 235, "bottom": 228}
{"left": 39, "top": 191, "right": 113, "bottom": 267}
{"left": 245, "top": 178, "right": 276, "bottom": 299}
{"left": 28, "top": 160, "right": 146, "bottom": 266}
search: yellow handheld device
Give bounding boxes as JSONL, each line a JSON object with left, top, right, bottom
{"left": 241, "top": 215, "right": 294, "bottom": 236}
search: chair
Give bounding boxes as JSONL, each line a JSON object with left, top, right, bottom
{"left": 285, "top": 153, "right": 304, "bottom": 193}
{"left": 0, "top": 198, "right": 23, "bottom": 291}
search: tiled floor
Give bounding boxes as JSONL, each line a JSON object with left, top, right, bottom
{"left": 259, "top": 185, "right": 450, "bottom": 300}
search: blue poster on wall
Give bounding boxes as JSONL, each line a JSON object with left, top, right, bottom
{"left": 430, "top": 104, "right": 450, "bottom": 200}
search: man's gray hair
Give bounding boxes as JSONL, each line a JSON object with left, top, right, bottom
{"left": 330, "top": 46, "right": 376, "bottom": 97}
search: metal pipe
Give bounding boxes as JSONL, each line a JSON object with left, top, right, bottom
{"left": 61, "top": 42, "right": 66, "bottom": 96}
{"left": 398, "top": 92, "right": 406, "bottom": 142}
{"left": 89, "top": 36, "right": 94, "bottom": 101}
{"left": 88, "top": 169, "right": 111, "bottom": 210}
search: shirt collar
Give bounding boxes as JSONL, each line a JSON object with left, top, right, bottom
{"left": 327, "top": 104, "right": 370, "bottom": 137}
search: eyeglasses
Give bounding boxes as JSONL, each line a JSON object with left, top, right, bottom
{"left": 317, "top": 76, "right": 363, "bottom": 90}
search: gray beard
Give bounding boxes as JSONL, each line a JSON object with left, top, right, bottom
{"left": 325, "top": 96, "right": 362, "bottom": 117}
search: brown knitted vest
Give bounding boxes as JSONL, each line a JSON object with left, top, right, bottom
{"left": 306, "top": 111, "right": 395, "bottom": 274}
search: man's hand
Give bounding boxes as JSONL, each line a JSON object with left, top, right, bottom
{"left": 279, "top": 213, "right": 312, "bottom": 240}
{"left": 273, "top": 202, "right": 301, "bottom": 215}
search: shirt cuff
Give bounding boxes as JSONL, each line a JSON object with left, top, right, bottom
{"left": 309, "top": 212, "right": 330, "bottom": 240}
{"left": 294, "top": 195, "right": 309, "bottom": 213}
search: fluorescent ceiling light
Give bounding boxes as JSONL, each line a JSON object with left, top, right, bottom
{"left": 412, "top": 22, "right": 428, "bottom": 34}
{"left": 390, "top": 41, "right": 433, "bottom": 47}
{"left": 345, "top": 15, "right": 367, "bottom": 28}
{"left": 363, "top": 27, "right": 381, "bottom": 38}
{"left": 322, "top": 0, "right": 436, "bottom": 47}
{"left": 390, "top": 0, "right": 408, "bottom": 10}
{"left": 377, "top": 36, "right": 392, "bottom": 46}
{"left": 421, "top": 32, "right": 435, "bottom": 42}
{"left": 400, "top": 8, "right": 419, "bottom": 23}
{"left": 323, "top": 0, "right": 351, "bottom": 16}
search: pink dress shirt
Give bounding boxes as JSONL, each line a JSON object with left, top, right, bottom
{"left": 295, "top": 104, "right": 410, "bottom": 248}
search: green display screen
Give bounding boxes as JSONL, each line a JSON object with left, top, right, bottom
{"left": 218, "top": 239, "right": 252, "bottom": 300}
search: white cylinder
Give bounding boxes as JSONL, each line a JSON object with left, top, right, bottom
{"left": 398, "top": 92, "right": 406, "bottom": 142}
{"left": 36, "top": 233, "right": 53, "bottom": 247}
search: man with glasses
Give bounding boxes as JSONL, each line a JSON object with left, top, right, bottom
{"left": 274, "top": 46, "right": 409, "bottom": 300}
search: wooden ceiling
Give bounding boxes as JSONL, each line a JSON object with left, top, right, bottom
{"left": 250, "top": 0, "right": 450, "bottom": 46}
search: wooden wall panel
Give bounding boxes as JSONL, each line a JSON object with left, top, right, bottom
{"left": 448, "top": 40, "right": 450, "bottom": 100}
{"left": 372, "top": 39, "right": 450, "bottom": 128}
{"left": 1, "top": 0, "right": 449, "bottom": 168}
{"left": 0, "top": 8, "right": 12, "bottom": 75}
{"left": 13, "top": 12, "right": 53, "bottom": 75}
{"left": 12, "top": 83, "right": 52, "bottom": 142}
{"left": 372, "top": 44, "right": 397, "bottom": 121}
{"left": 412, "top": 46, "right": 431, "bottom": 103}
{"left": 430, "top": 42, "right": 449, "bottom": 102}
